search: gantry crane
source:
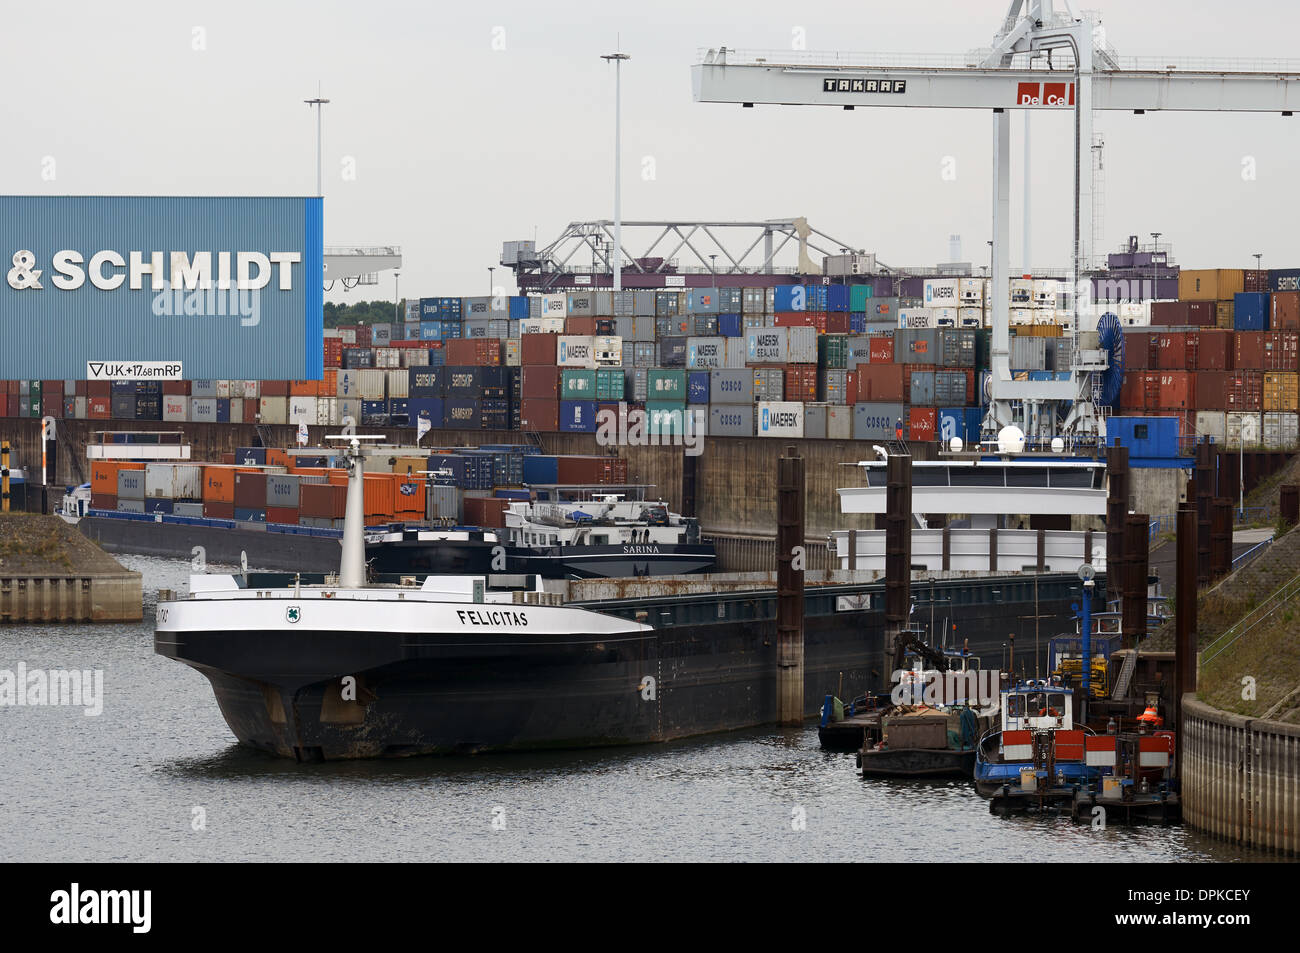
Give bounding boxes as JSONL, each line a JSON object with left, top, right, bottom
{"left": 692, "top": 0, "right": 1300, "bottom": 441}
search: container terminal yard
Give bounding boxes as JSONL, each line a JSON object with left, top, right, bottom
{"left": 0, "top": 0, "right": 1297, "bottom": 900}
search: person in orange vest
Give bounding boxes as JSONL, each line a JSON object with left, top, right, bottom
{"left": 895, "top": 418, "right": 903, "bottom": 442}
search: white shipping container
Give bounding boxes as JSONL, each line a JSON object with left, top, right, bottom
{"left": 932, "top": 307, "right": 957, "bottom": 328}
{"left": 757, "top": 401, "right": 805, "bottom": 438}
{"left": 1032, "top": 279, "right": 1061, "bottom": 308}
{"left": 520, "top": 317, "right": 565, "bottom": 334}
{"left": 339, "top": 329, "right": 357, "bottom": 344}
{"left": 959, "top": 278, "right": 984, "bottom": 305}
{"left": 375, "top": 347, "right": 401, "bottom": 368}
{"left": 1263, "top": 411, "right": 1299, "bottom": 449}
{"left": 923, "top": 278, "right": 960, "bottom": 308}
{"left": 539, "top": 293, "right": 567, "bottom": 318}
{"left": 1226, "top": 412, "right": 1263, "bottom": 449}
{"left": 1195, "top": 411, "right": 1226, "bottom": 445}
{"left": 593, "top": 335, "right": 622, "bottom": 366}
{"left": 289, "top": 396, "right": 317, "bottom": 425}
{"left": 337, "top": 398, "right": 361, "bottom": 426}
{"left": 557, "top": 335, "right": 598, "bottom": 368}
{"left": 357, "top": 369, "right": 387, "bottom": 400}
{"left": 827, "top": 405, "right": 853, "bottom": 440}
{"left": 162, "top": 395, "right": 188, "bottom": 421}
{"left": 229, "top": 397, "right": 244, "bottom": 424}
{"left": 958, "top": 307, "right": 983, "bottom": 329}
{"left": 74, "top": 396, "right": 87, "bottom": 419}
{"left": 898, "top": 308, "right": 932, "bottom": 329}
{"left": 786, "top": 326, "right": 817, "bottom": 364}
{"left": 1010, "top": 309, "right": 1035, "bottom": 326}
{"left": 746, "top": 328, "right": 787, "bottom": 363}
{"left": 215, "top": 380, "right": 232, "bottom": 399}
{"left": 386, "top": 368, "right": 409, "bottom": 398}
{"left": 259, "top": 396, "right": 289, "bottom": 425}
{"left": 144, "top": 463, "right": 204, "bottom": 501}
{"left": 317, "top": 397, "right": 337, "bottom": 426}
{"left": 504, "top": 339, "right": 521, "bottom": 366}
{"left": 190, "top": 397, "right": 218, "bottom": 422}
{"left": 1009, "top": 278, "right": 1033, "bottom": 306}
{"left": 241, "top": 381, "right": 260, "bottom": 400}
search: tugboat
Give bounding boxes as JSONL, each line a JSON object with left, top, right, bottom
{"left": 1069, "top": 723, "right": 1180, "bottom": 825}
{"left": 975, "top": 677, "right": 1098, "bottom": 810}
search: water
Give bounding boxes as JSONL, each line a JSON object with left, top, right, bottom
{"left": 0, "top": 556, "right": 1270, "bottom": 862}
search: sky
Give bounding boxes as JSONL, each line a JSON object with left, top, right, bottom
{"left": 3, "top": 0, "right": 1298, "bottom": 305}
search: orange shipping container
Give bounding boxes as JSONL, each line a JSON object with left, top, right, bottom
{"left": 1179, "top": 268, "right": 1244, "bottom": 302}
{"left": 265, "top": 449, "right": 291, "bottom": 468}
{"left": 1263, "top": 371, "right": 1299, "bottom": 411}
{"left": 1272, "top": 291, "right": 1300, "bottom": 331}
{"left": 363, "top": 473, "right": 396, "bottom": 517}
{"left": 201, "top": 464, "right": 243, "bottom": 503}
{"left": 394, "top": 475, "right": 426, "bottom": 514}
{"left": 90, "top": 461, "right": 144, "bottom": 496}
{"left": 289, "top": 380, "right": 320, "bottom": 397}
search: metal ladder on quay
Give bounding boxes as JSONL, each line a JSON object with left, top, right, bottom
{"left": 1111, "top": 650, "right": 1138, "bottom": 700}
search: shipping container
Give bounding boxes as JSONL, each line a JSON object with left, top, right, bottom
{"left": 708, "top": 404, "right": 754, "bottom": 437}
{"left": 853, "top": 402, "right": 906, "bottom": 441}
{"left": 1181, "top": 268, "right": 1245, "bottom": 301}
{"left": 756, "top": 401, "right": 804, "bottom": 438}
{"left": 909, "top": 407, "right": 937, "bottom": 442}
{"left": 1234, "top": 293, "right": 1270, "bottom": 331}
{"left": 686, "top": 336, "right": 728, "bottom": 369}
{"left": 856, "top": 364, "right": 907, "bottom": 402}
{"left": 559, "top": 400, "right": 599, "bottom": 433}
{"left": 751, "top": 367, "right": 784, "bottom": 402}
{"left": 710, "top": 369, "right": 753, "bottom": 404}
{"left": 519, "top": 398, "right": 559, "bottom": 432}
{"left": 1263, "top": 371, "right": 1299, "bottom": 411}
{"left": 144, "top": 463, "right": 203, "bottom": 501}
{"left": 1263, "top": 331, "right": 1300, "bottom": 371}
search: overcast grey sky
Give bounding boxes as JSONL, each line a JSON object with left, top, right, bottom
{"left": 3, "top": 0, "right": 1297, "bottom": 305}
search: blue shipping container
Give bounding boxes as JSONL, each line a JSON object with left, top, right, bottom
{"left": 407, "top": 397, "right": 444, "bottom": 425}
{"left": 408, "top": 366, "right": 445, "bottom": 397}
{"left": 215, "top": 398, "right": 230, "bottom": 423}
{"left": 509, "top": 296, "right": 530, "bottom": 319}
{"left": 419, "top": 320, "right": 442, "bottom": 340}
{"left": 443, "top": 398, "right": 482, "bottom": 430}
{"left": 937, "top": 407, "right": 982, "bottom": 446}
{"left": 361, "top": 400, "right": 387, "bottom": 419}
{"left": 718, "top": 313, "right": 742, "bottom": 338}
{"left": 234, "top": 508, "right": 266, "bottom": 523}
{"left": 522, "top": 455, "right": 560, "bottom": 485}
{"left": 850, "top": 313, "right": 867, "bottom": 334}
{"left": 688, "top": 371, "right": 710, "bottom": 404}
{"left": 1234, "top": 292, "right": 1270, "bottom": 331}
{"left": 445, "top": 366, "right": 508, "bottom": 395}
{"left": 560, "top": 400, "right": 599, "bottom": 432}
{"left": 235, "top": 447, "right": 266, "bottom": 466}
{"left": 420, "top": 298, "right": 440, "bottom": 318}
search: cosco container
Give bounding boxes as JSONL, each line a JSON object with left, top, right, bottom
{"left": 853, "top": 402, "right": 906, "bottom": 441}
{"left": 709, "top": 404, "right": 754, "bottom": 437}
{"left": 710, "top": 369, "right": 753, "bottom": 404}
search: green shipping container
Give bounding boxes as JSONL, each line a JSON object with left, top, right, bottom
{"left": 596, "top": 368, "right": 625, "bottom": 400}
{"left": 974, "top": 330, "right": 992, "bottom": 371}
{"left": 27, "top": 396, "right": 41, "bottom": 418}
{"left": 646, "top": 400, "right": 689, "bottom": 437}
{"left": 850, "top": 285, "right": 874, "bottom": 312}
{"left": 561, "top": 369, "right": 597, "bottom": 399}
{"left": 818, "top": 334, "right": 849, "bottom": 369}
{"left": 647, "top": 368, "right": 687, "bottom": 399}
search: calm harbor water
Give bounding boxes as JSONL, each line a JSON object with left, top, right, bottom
{"left": 0, "top": 556, "right": 1271, "bottom": 863}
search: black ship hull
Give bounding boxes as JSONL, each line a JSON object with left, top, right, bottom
{"left": 156, "top": 575, "right": 1091, "bottom": 760}
{"left": 365, "top": 538, "right": 717, "bottom": 579}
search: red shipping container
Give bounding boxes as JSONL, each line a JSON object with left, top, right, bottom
{"left": 90, "top": 493, "right": 116, "bottom": 511}
{"left": 87, "top": 380, "right": 112, "bottom": 398}
{"left": 75, "top": 380, "right": 88, "bottom": 397}
{"left": 825, "top": 313, "right": 850, "bottom": 335}
{"left": 261, "top": 380, "right": 290, "bottom": 397}
{"left": 203, "top": 502, "right": 235, "bottom": 520}
{"left": 775, "top": 312, "right": 817, "bottom": 329}
{"left": 856, "top": 364, "right": 906, "bottom": 402}
{"left": 233, "top": 472, "right": 268, "bottom": 508}
{"left": 868, "top": 337, "right": 895, "bottom": 364}
{"left": 1245, "top": 270, "right": 1269, "bottom": 293}
{"left": 446, "top": 338, "right": 503, "bottom": 366}
{"left": 4, "top": 380, "right": 17, "bottom": 395}
{"left": 845, "top": 371, "right": 857, "bottom": 404}
{"left": 1262, "top": 331, "right": 1300, "bottom": 371}
{"left": 521, "top": 366, "right": 562, "bottom": 399}
{"left": 1196, "top": 371, "right": 1228, "bottom": 410}
{"left": 1123, "top": 331, "right": 1150, "bottom": 370}
{"left": 162, "top": 380, "right": 191, "bottom": 396}
{"left": 1190, "top": 330, "right": 1233, "bottom": 370}
{"left": 1150, "top": 301, "right": 1190, "bottom": 327}
{"left": 300, "top": 482, "right": 347, "bottom": 519}
{"left": 1271, "top": 291, "right": 1300, "bottom": 330}
{"left": 266, "top": 506, "right": 299, "bottom": 525}
{"left": 962, "top": 368, "right": 976, "bottom": 404}
{"left": 908, "top": 407, "right": 937, "bottom": 442}
{"left": 88, "top": 397, "right": 112, "bottom": 418}
{"left": 784, "top": 365, "right": 818, "bottom": 401}
{"left": 1235, "top": 332, "right": 1265, "bottom": 370}
{"left": 564, "top": 317, "right": 598, "bottom": 336}
{"left": 521, "top": 334, "right": 559, "bottom": 366}
{"left": 519, "top": 398, "right": 558, "bottom": 431}
{"left": 556, "top": 456, "right": 627, "bottom": 485}
{"left": 1153, "top": 332, "right": 1185, "bottom": 370}
{"left": 1227, "top": 371, "right": 1264, "bottom": 412}
{"left": 464, "top": 497, "right": 509, "bottom": 529}
{"left": 1156, "top": 371, "right": 1195, "bottom": 410}
{"left": 1186, "top": 301, "right": 1216, "bottom": 327}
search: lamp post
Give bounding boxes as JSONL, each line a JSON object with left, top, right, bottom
{"left": 304, "top": 87, "right": 330, "bottom": 197}
{"left": 394, "top": 272, "right": 400, "bottom": 324}
{"left": 601, "top": 50, "right": 631, "bottom": 292}
{"left": 1150, "top": 232, "right": 1161, "bottom": 301}
{"left": 488, "top": 266, "right": 495, "bottom": 298}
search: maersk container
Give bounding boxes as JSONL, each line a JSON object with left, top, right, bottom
{"left": 144, "top": 463, "right": 203, "bottom": 501}
{"left": 710, "top": 368, "right": 753, "bottom": 404}
{"left": 757, "top": 401, "right": 804, "bottom": 438}
{"left": 555, "top": 335, "right": 596, "bottom": 369}
{"left": 561, "top": 369, "right": 597, "bottom": 399}
{"left": 709, "top": 404, "right": 755, "bottom": 437}
{"left": 853, "top": 402, "right": 906, "bottom": 441}
{"left": 559, "top": 400, "right": 599, "bottom": 433}
{"left": 803, "top": 403, "right": 828, "bottom": 439}
{"left": 752, "top": 367, "right": 784, "bottom": 402}
{"left": 923, "top": 278, "right": 960, "bottom": 309}
{"left": 688, "top": 371, "right": 710, "bottom": 404}
{"left": 898, "top": 308, "right": 933, "bottom": 329}
{"left": 687, "top": 336, "right": 727, "bottom": 369}
{"left": 658, "top": 337, "right": 687, "bottom": 367}
{"left": 537, "top": 293, "right": 567, "bottom": 319}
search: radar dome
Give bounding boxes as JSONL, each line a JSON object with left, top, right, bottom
{"left": 949, "top": 437, "right": 964, "bottom": 452}
{"left": 997, "top": 425, "right": 1026, "bottom": 454}
{"left": 1050, "top": 437, "right": 1065, "bottom": 453}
